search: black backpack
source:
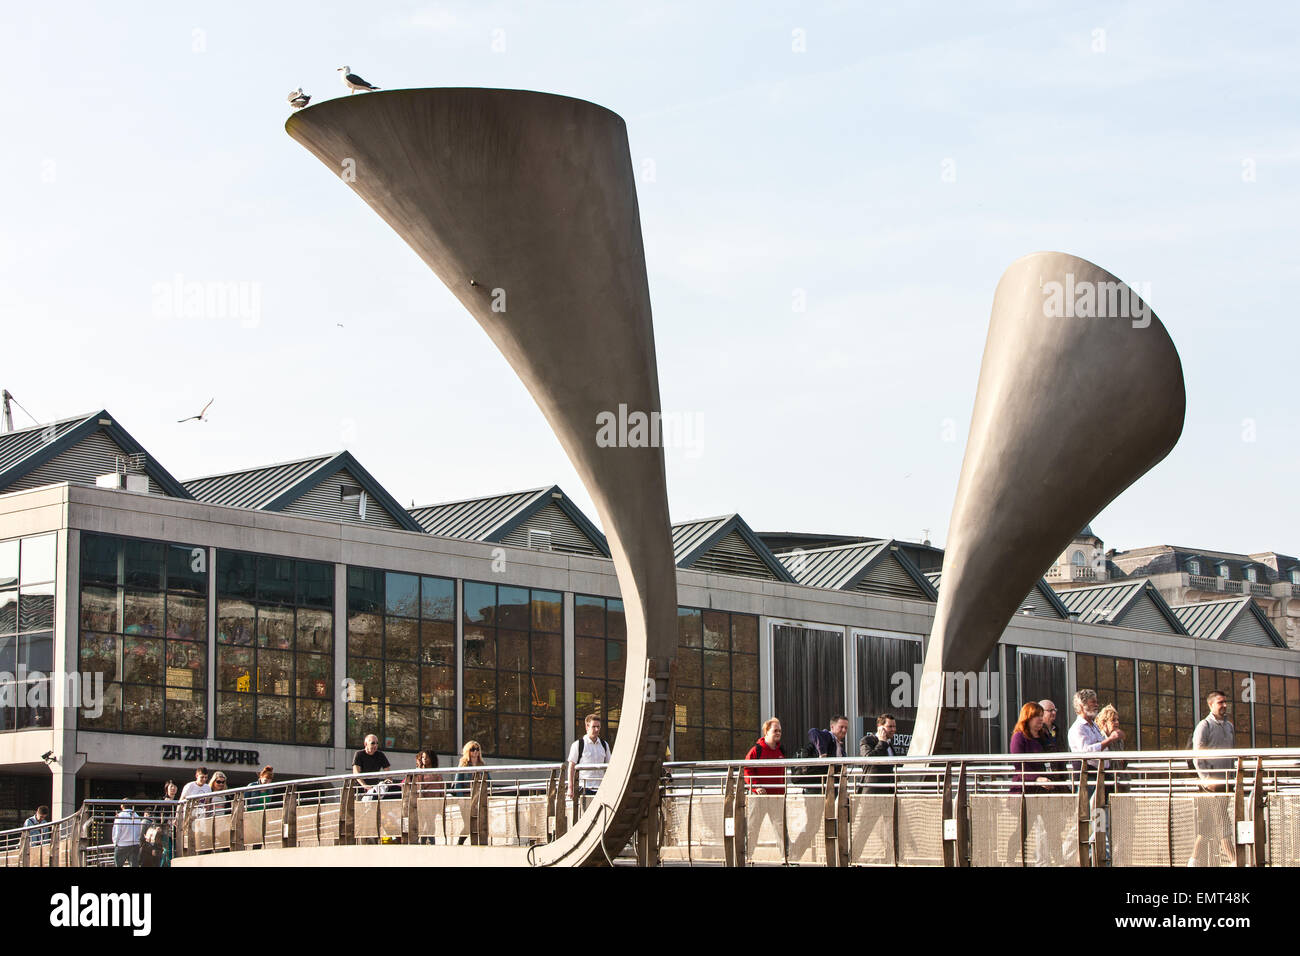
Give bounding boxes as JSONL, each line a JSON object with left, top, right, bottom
{"left": 792, "top": 737, "right": 825, "bottom": 777}
{"left": 575, "top": 737, "right": 610, "bottom": 764}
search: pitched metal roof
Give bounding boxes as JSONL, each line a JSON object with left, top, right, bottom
{"left": 409, "top": 485, "right": 609, "bottom": 556}
{"left": 1054, "top": 579, "right": 1187, "bottom": 632}
{"left": 1171, "top": 598, "right": 1287, "bottom": 647}
{"left": 183, "top": 450, "right": 423, "bottom": 532}
{"left": 926, "top": 569, "right": 1069, "bottom": 618}
{"left": 671, "top": 514, "right": 795, "bottom": 582}
{"left": 0, "top": 409, "right": 192, "bottom": 498}
{"left": 778, "top": 539, "right": 890, "bottom": 589}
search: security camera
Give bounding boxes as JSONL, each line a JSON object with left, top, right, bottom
{"left": 41, "top": 751, "right": 56, "bottom": 763}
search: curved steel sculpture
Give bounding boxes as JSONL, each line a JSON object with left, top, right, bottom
{"left": 909, "top": 252, "right": 1186, "bottom": 755}
{"left": 287, "top": 89, "right": 678, "bottom": 865}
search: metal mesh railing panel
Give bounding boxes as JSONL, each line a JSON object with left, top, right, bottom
{"left": 1267, "top": 793, "right": 1300, "bottom": 866}
{"left": 1172, "top": 794, "right": 1237, "bottom": 867}
{"left": 848, "top": 794, "right": 894, "bottom": 866}
{"left": 745, "top": 795, "right": 787, "bottom": 864}
{"left": 897, "top": 795, "right": 944, "bottom": 866}
{"left": 971, "top": 794, "right": 1022, "bottom": 867}
{"left": 1111, "top": 795, "right": 1170, "bottom": 866}
{"left": 785, "top": 794, "right": 827, "bottom": 866}
{"left": 1024, "top": 795, "right": 1079, "bottom": 867}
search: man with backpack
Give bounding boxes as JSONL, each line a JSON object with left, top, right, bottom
{"left": 567, "top": 713, "right": 611, "bottom": 796}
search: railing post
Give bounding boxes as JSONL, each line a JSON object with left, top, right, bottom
{"left": 402, "top": 772, "right": 416, "bottom": 845}
{"left": 1075, "top": 760, "right": 1091, "bottom": 867}
{"left": 547, "top": 767, "right": 565, "bottom": 841}
{"left": 1232, "top": 757, "right": 1246, "bottom": 868}
{"left": 822, "top": 765, "right": 841, "bottom": 867}
{"left": 339, "top": 778, "right": 355, "bottom": 845}
{"left": 723, "top": 766, "right": 743, "bottom": 867}
{"left": 230, "top": 793, "right": 245, "bottom": 852}
{"left": 1091, "top": 758, "right": 1109, "bottom": 868}
{"left": 941, "top": 762, "right": 955, "bottom": 867}
{"left": 470, "top": 774, "right": 489, "bottom": 845}
{"left": 636, "top": 766, "right": 661, "bottom": 867}
{"left": 953, "top": 761, "right": 969, "bottom": 868}
{"left": 17, "top": 829, "right": 28, "bottom": 867}
{"left": 282, "top": 785, "right": 298, "bottom": 848}
{"left": 1249, "top": 756, "right": 1265, "bottom": 867}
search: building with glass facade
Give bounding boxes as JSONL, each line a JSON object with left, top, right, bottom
{"left": 0, "top": 410, "right": 1297, "bottom": 822}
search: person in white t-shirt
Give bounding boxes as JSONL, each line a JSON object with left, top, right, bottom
{"left": 180, "top": 766, "right": 211, "bottom": 801}
{"left": 567, "top": 714, "right": 611, "bottom": 796}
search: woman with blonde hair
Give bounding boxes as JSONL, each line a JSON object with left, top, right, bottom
{"left": 451, "top": 740, "right": 488, "bottom": 845}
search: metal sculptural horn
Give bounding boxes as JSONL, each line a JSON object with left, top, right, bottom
{"left": 909, "top": 252, "right": 1186, "bottom": 756}
{"left": 287, "top": 89, "right": 677, "bottom": 865}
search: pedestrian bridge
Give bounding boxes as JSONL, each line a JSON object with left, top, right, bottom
{"left": 6, "top": 748, "right": 1299, "bottom": 867}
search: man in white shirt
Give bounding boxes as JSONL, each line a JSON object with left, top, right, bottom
{"left": 567, "top": 713, "right": 610, "bottom": 796}
{"left": 179, "top": 766, "right": 211, "bottom": 801}
{"left": 112, "top": 802, "right": 143, "bottom": 867}
{"left": 1067, "top": 689, "right": 1122, "bottom": 755}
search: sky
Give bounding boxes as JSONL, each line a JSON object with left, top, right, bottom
{"left": 1, "top": 1, "right": 1297, "bottom": 557}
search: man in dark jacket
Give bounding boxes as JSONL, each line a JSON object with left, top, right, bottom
{"left": 807, "top": 714, "right": 850, "bottom": 759}
{"left": 858, "top": 714, "right": 901, "bottom": 792}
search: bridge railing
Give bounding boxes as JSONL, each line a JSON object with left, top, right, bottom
{"left": 3, "top": 748, "right": 1299, "bottom": 866}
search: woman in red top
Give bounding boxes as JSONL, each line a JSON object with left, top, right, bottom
{"left": 743, "top": 718, "right": 787, "bottom": 794}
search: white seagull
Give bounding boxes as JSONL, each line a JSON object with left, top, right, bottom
{"left": 177, "top": 399, "right": 214, "bottom": 424}
{"left": 288, "top": 88, "right": 311, "bottom": 109}
{"left": 338, "top": 66, "right": 380, "bottom": 94}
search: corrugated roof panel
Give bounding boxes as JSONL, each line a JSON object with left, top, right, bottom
{"left": 410, "top": 488, "right": 547, "bottom": 541}
{"left": 185, "top": 455, "right": 333, "bottom": 509}
{"left": 4, "top": 429, "right": 165, "bottom": 495}
{"left": 778, "top": 541, "right": 887, "bottom": 590}
{"left": 0, "top": 413, "right": 92, "bottom": 474}
{"left": 671, "top": 516, "right": 731, "bottom": 564}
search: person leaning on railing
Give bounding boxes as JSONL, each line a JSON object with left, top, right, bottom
{"left": 743, "top": 718, "right": 786, "bottom": 795}
{"left": 1096, "top": 705, "right": 1127, "bottom": 792}
{"left": 245, "top": 766, "right": 275, "bottom": 811}
{"left": 1009, "top": 702, "right": 1054, "bottom": 793}
{"left": 22, "top": 805, "right": 51, "bottom": 846}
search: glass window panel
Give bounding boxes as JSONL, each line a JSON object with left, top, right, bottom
{"left": 296, "top": 561, "right": 334, "bottom": 609}
{"left": 575, "top": 595, "right": 605, "bottom": 637}
{"left": 1157, "top": 695, "right": 1174, "bottom": 723}
{"left": 0, "top": 634, "right": 13, "bottom": 674}
{"left": 498, "top": 714, "right": 530, "bottom": 758}
{"left": 531, "top": 590, "right": 562, "bottom": 633}
{"left": 257, "top": 605, "right": 294, "bottom": 650}
{"left": 421, "top": 666, "right": 455, "bottom": 708}
{"left": 606, "top": 599, "right": 626, "bottom": 642}
{"left": 419, "top": 620, "right": 454, "bottom": 665}
{"left": 123, "top": 590, "right": 164, "bottom": 637}
{"left": 122, "top": 637, "right": 162, "bottom": 684}
{"left": 420, "top": 576, "right": 454, "bottom": 621}
{"left": 1116, "top": 658, "right": 1135, "bottom": 691}
{"left": 462, "top": 713, "right": 496, "bottom": 755}
{"left": 348, "top": 658, "right": 383, "bottom": 701}
{"left": 604, "top": 684, "right": 623, "bottom": 726}
{"left": 1175, "top": 664, "right": 1192, "bottom": 698}
{"left": 216, "top": 646, "right": 255, "bottom": 692}
{"left": 386, "top": 661, "right": 419, "bottom": 704}
{"left": 1139, "top": 692, "right": 1155, "bottom": 725}
{"left": 257, "top": 555, "right": 294, "bottom": 605}
{"left": 1116, "top": 692, "right": 1136, "bottom": 724}
{"left": 217, "top": 599, "right": 255, "bottom": 645}
{"left": 0, "top": 589, "right": 17, "bottom": 637}
{"left": 677, "top": 607, "right": 702, "bottom": 647}
{"left": 533, "top": 674, "right": 562, "bottom": 717}
{"left": 80, "top": 681, "right": 122, "bottom": 731}
{"left": 462, "top": 582, "right": 496, "bottom": 625}
{"left": 1176, "top": 697, "right": 1193, "bottom": 726}
{"left": 606, "top": 639, "right": 625, "bottom": 675}
{"left": 80, "top": 633, "right": 121, "bottom": 681}
{"left": 347, "top": 703, "right": 381, "bottom": 749}
{"left": 677, "top": 647, "right": 702, "bottom": 686}
{"left": 296, "top": 700, "right": 332, "bottom": 745}
{"left": 499, "top": 672, "right": 527, "bottom": 714}
{"left": 674, "top": 731, "right": 700, "bottom": 762}
{"left": 166, "top": 544, "right": 206, "bottom": 595}
{"left": 296, "top": 608, "right": 332, "bottom": 654}
{"left": 1137, "top": 660, "right": 1156, "bottom": 696}
{"left": 575, "top": 679, "right": 602, "bottom": 720}
{"left": 16, "top": 679, "right": 52, "bottom": 728}
{"left": 702, "top": 650, "right": 730, "bottom": 690}
{"left": 166, "top": 694, "right": 206, "bottom": 736}
{"left": 296, "top": 653, "right": 332, "bottom": 699}
{"left": 1287, "top": 677, "right": 1300, "bottom": 707}
{"left": 385, "top": 616, "right": 419, "bottom": 661}
{"left": 386, "top": 705, "right": 419, "bottom": 751}
{"left": 732, "top": 653, "right": 758, "bottom": 693}
{"left": 347, "top": 567, "right": 383, "bottom": 615}
{"left": 1156, "top": 663, "right": 1174, "bottom": 694}
{"left": 1075, "top": 655, "right": 1096, "bottom": 691}
{"left": 575, "top": 637, "right": 604, "bottom": 678}
{"left": 347, "top": 612, "right": 384, "bottom": 659}
{"left": 675, "top": 687, "right": 702, "bottom": 729}
{"left": 704, "top": 727, "right": 732, "bottom": 760}
{"left": 703, "top": 611, "right": 729, "bottom": 651}
{"left": 1158, "top": 725, "right": 1176, "bottom": 749}
{"left": 1271, "top": 706, "right": 1286, "bottom": 740}
{"left": 1288, "top": 708, "right": 1300, "bottom": 737}
{"left": 464, "top": 668, "right": 496, "bottom": 711}
{"left": 123, "top": 540, "right": 164, "bottom": 590}
{"left": 164, "top": 641, "right": 205, "bottom": 689}
{"left": 497, "top": 586, "right": 529, "bottom": 630}
{"left": 386, "top": 573, "right": 420, "bottom": 618}
{"left": 534, "top": 716, "right": 563, "bottom": 759}
{"left": 463, "top": 625, "right": 496, "bottom": 668}
{"left": 19, "top": 534, "right": 56, "bottom": 585}
{"left": 1233, "top": 673, "right": 1251, "bottom": 707}
{"left": 256, "top": 695, "right": 293, "bottom": 742}
{"left": 257, "top": 649, "right": 294, "bottom": 696}
{"left": 703, "top": 689, "right": 730, "bottom": 728}
{"left": 0, "top": 539, "right": 20, "bottom": 588}
{"left": 420, "top": 707, "right": 455, "bottom": 754}
{"left": 1269, "top": 675, "right": 1286, "bottom": 706}
{"left": 732, "top": 691, "right": 758, "bottom": 731}
{"left": 498, "top": 631, "right": 529, "bottom": 672}
{"left": 731, "top": 615, "right": 758, "bottom": 655}
{"left": 122, "top": 684, "right": 163, "bottom": 733}
{"left": 18, "top": 585, "right": 54, "bottom": 633}
{"left": 79, "top": 587, "right": 117, "bottom": 634}
{"left": 217, "top": 551, "right": 256, "bottom": 599}
{"left": 531, "top": 633, "right": 563, "bottom": 675}
{"left": 165, "top": 593, "right": 206, "bottom": 642}
{"left": 19, "top": 631, "right": 52, "bottom": 674}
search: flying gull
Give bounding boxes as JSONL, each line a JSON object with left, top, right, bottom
{"left": 177, "top": 399, "right": 214, "bottom": 424}
{"left": 288, "top": 88, "right": 311, "bottom": 109}
{"left": 338, "top": 66, "right": 380, "bottom": 94}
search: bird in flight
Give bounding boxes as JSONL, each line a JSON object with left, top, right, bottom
{"left": 338, "top": 66, "right": 380, "bottom": 94}
{"left": 178, "top": 399, "right": 214, "bottom": 424}
{"left": 288, "top": 88, "right": 311, "bottom": 109}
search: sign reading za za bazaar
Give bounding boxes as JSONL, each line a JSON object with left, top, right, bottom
{"left": 161, "top": 745, "right": 261, "bottom": 765}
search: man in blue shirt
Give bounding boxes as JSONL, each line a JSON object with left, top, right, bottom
{"left": 22, "top": 805, "right": 50, "bottom": 846}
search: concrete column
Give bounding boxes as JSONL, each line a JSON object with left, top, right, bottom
{"left": 206, "top": 546, "right": 217, "bottom": 743}
{"left": 52, "top": 527, "right": 77, "bottom": 817}
{"left": 332, "top": 562, "right": 347, "bottom": 770}
{"left": 563, "top": 591, "right": 575, "bottom": 740}
{"left": 454, "top": 578, "right": 464, "bottom": 756}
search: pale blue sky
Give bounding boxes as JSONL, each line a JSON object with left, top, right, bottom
{"left": 2, "top": 1, "right": 1297, "bottom": 556}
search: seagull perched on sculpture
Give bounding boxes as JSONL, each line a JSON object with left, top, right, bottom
{"left": 288, "top": 88, "right": 311, "bottom": 109}
{"left": 338, "top": 66, "right": 379, "bottom": 94}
